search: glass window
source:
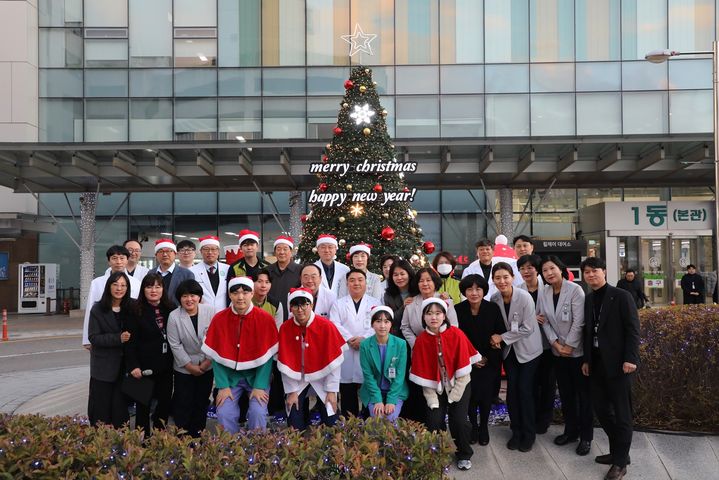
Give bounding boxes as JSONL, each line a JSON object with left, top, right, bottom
{"left": 40, "top": 69, "right": 83, "bottom": 97}
{"left": 668, "top": 59, "right": 712, "bottom": 89}
{"left": 39, "top": 29, "right": 82, "bottom": 68}
{"left": 670, "top": 187, "right": 714, "bottom": 200}
{"left": 530, "top": 63, "right": 574, "bottom": 92}
{"left": 372, "top": 67, "right": 395, "bottom": 95}
{"left": 85, "top": 70, "right": 128, "bottom": 97}
{"left": 86, "top": 0, "right": 127, "bottom": 27}
{"left": 440, "top": 96, "right": 484, "bottom": 138}
{"left": 262, "top": 0, "right": 305, "bottom": 66}
{"left": 130, "top": 99, "right": 173, "bottom": 141}
{"left": 623, "top": 187, "right": 665, "bottom": 200}
{"left": 668, "top": 0, "right": 714, "bottom": 55}
{"left": 174, "top": 0, "right": 217, "bottom": 27}
{"left": 39, "top": 0, "right": 82, "bottom": 27}
{"left": 576, "top": 93, "right": 622, "bottom": 135}
{"left": 40, "top": 99, "right": 83, "bottom": 141}
{"left": 219, "top": 215, "right": 264, "bottom": 256}
{"left": 485, "top": 0, "right": 529, "bottom": 63}
{"left": 38, "top": 193, "right": 81, "bottom": 216}
{"left": 412, "top": 190, "right": 440, "bottom": 212}
{"left": 622, "top": 61, "right": 668, "bottom": 90}
{"left": 307, "top": 67, "right": 350, "bottom": 95}
{"left": 396, "top": 96, "right": 439, "bottom": 138}
{"left": 218, "top": 0, "right": 261, "bottom": 67}
{"left": 575, "top": 0, "right": 620, "bottom": 60}
{"left": 442, "top": 190, "right": 487, "bottom": 212}
{"left": 263, "top": 98, "right": 306, "bottom": 139}
{"left": 308, "top": 97, "right": 342, "bottom": 139}
{"left": 130, "top": 192, "right": 172, "bottom": 215}
{"left": 440, "top": 0, "right": 483, "bottom": 64}
{"left": 531, "top": 94, "right": 575, "bottom": 136}
{"left": 219, "top": 98, "right": 262, "bottom": 140}
{"left": 576, "top": 62, "right": 621, "bottom": 91}
{"left": 622, "top": 0, "right": 667, "bottom": 60}
{"left": 622, "top": 91, "right": 669, "bottom": 134}
{"left": 396, "top": 66, "right": 439, "bottom": 95}
{"left": 174, "top": 38, "right": 217, "bottom": 67}
{"left": 39, "top": 219, "right": 80, "bottom": 288}
{"left": 350, "top": 0, "right": 394, "bottom": 65}
{"left": 485, "top": 65, "right": 529, "bottom": 93}
{"left": 669, "top": 90, "right": 712, "bottom": 133}
{"left": 174, "top": 216, "right": 218, "bottom": 246}
{"left": 175, "top": 192, "right": 217, "bottom": 215}
{"left": 85, "top": 39, "right": 128, "bottom": 67}
{"left": 530, "top": 0, "right": 574, "bottom": 62}
{"left": 396, "top": 0, "right": 438, "bottom": 64}
{"left": 532, "top": 189, "right": 577, "bottom": 212}
{"left": 440, "top": 65, "right": 483, "bottom": 94}
{"left": 379, "top": 95, "right": 395, "bottom": 137}
{"left": 263, "top": 68, "right": 306, "bottom": 96}
{"left": 175, "top": 99, "right": 217, "bottom": 139}
{"left": 531, "top": 213, "right": 575, "bottom": 238}
{"left": 85, "top": 99, "right": 127, "bottom": 142}
{"left": 578, "top": 188, "right": 622, "bottom": 208}
{"left": 219, "top": 192, "right": 262, "bottom": 213}
{"left": 219, "top": 69, "right": 261, "bottom": 96}
{"left": 130, "top": 69, "right": 173, "bottom": 97}
{"left": 130, "top": 0, "right": 172, "bottom": 67}
{"left": 175, "top": 69, "right": 217, "bottom": 96}
{"left": 485, "top": 94, "right": 530, "bottom": 136}
{"left": 307, "top": 0, "right": 350, "bottom": 66}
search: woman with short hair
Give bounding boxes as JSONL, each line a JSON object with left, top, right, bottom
{"left": 432, "top": 251, "right": 462, "bottom": 306}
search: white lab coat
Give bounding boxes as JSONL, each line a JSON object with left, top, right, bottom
{"left": 329, "top": 293, "right": 381, "bottom": 384}
{"left": 82, "top": 271, "right": 140, "bottom": 345}
{"left": 190, "top": 262, "right": 229, "bottom": 313}
{"left": 312, "top": 285, "right": 337, "bottom": 318}
{"left": 461, "top": 258, "right": 523, "bottom": 298}
{"left": 315, "top": 260, "right": 350, "bottom": 296}
{"left": 337, "top": 271, "right": 383, "bottom": 300}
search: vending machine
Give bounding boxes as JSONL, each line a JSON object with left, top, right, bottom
{"left": 18, "top": 263, "right": 59, "bottom": 314}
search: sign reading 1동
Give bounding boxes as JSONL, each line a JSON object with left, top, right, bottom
{"left": 605, "top": 201, "right": 714, "bottom": 230}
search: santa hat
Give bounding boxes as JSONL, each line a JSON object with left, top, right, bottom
{"left": 274, "top": 235, "right": 294, "bottom": 249}
{"left": 370, "top": 305, "right": 394, "bottom": 321}
{"left": 349, "top": 242, "right": 372, "bottom": 256}
{"left": 199, "top": 235, "right": 220, "bottom": 248}
{"left": 316, "top": 234, "right": 338, "bottom": 248}
{"left": 238, "top": 229, "right": 260, "bottom": 246}
{"left": 493, "top": 235, "right": 518, "bottom": 261}
{"left": 154, "top": 239, "right": 177, "bottom": 253}
{"left": 288, "top": 287, "right": 314, "bottom": 304}
{"left": 228, "top": 276, "right": 253, "bottom": 292}
{"left": 421, "top": 297, "right": 448, "bottom": 313}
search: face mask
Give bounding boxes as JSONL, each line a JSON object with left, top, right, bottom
{"left": 437, "top": 264, "right": 453, "bottom": 276}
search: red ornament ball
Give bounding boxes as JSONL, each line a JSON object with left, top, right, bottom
{"left": 319, "top": 183, "right": 328, "bottom": 192}
{"left": 403, "top": 187, "right": 410, "bottom": 193}
{"left": 300, "top": 214, "right": 307, "bottom": 223}
{"left": 346, "top": 252, "right": 352, "bottom": 262}
{"left": 344, "top": 80, "right": 354, "bottom": 89}
{"left": 322, "top": 155, "right": 328, "bottom": 163}
{"left": 381, "top": 227, "right": 395, "bottom": 241}
{"left": 423, "top": 241, "right": 435, "bottom": 254}
{"left": 373, "top": 183, "right": 383, "bottom": 193}
{"left": 333, "top": 127, "right": 342, "bottom": 135}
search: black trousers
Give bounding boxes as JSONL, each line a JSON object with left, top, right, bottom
{"left": 554, "top": 356, "right": 593, "bottom": 442}
{"left": 339, "top": 382, "right": 362, "bottom": 418}
{"left": 287, "top": 385, "right": 338, "bottom": 431}
{"left": 401, "top": 380, "right": 428, "bottom": 424}
{"left": 534, "top": 348, "right": 557, "bottom": 430}
{"left": 135, "top": 370, "right": 173, "bottom": 437}
{"left": 88, "top": 376, "right": 129, "bottom": 428}
{"left": 426, "top": 387, "right": 473, "bottom": 461}
{"left": 590, "top": 352, "right": 634, "bottom": 468}
{"left": 468, "top": 365, "right": 499, "bottom": 430}
{"left": 172, "top": 370, "right": 214, "bottom": 438}
{"left": 504, "top": 349, "right": 540, "bottom": 443}
{"left": 267, "top": 364, "right": 286, "bottom": 415}
{"left": 683, "top": 293, "right": 704, "bottom": 304}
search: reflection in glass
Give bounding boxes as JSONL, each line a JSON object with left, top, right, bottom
{"left": 219, "top": 69, "right": 261, "bottom": 96}
{"left": 39, "top": 0, "right": 82, "bottom": 27}
{"left": 622, "top": 91, "right": 668, "bottom": 134}
{"left": 219, "top": 98, "right": 262, "bottom": 140}
{"left": 622, "top": 0, "right": 667, "bottom": 60}
{"left": 130, "top": 99, "right": 173, "bottom": 141}
{"left": 86, "top": 0, "right": 127, "bottom": 27}
{"left": 486, "top": 95, "right": 530, "bottom": 137}
{"left": 130, "top": 0, "right": 172, "bottom": 67}
{"left": 530, "top": 64, "right": 574, "bottom": 93}
{"left": 263, "top": 98, "right": 306, "bottom": 139}
{"left": 576, "top": 63, "right": 621, "bottom": 91}
{"left": 174, "top": 38, "right": 217, "bottom": 67}
{"left": 622, "top": 62, "right": 668, "bottom": 90}
{"left": 40, "top": 29, "right": 83, "bottom": 68}
{"left": 396, "top": 0, "right": 438, "bottom": 64}
{"left": 578, "top": 188, "right": 622, "bottom": 208}
{"left": 440, "top": 0, "right": 483, "bottom": 64}
{"left": 174, "top": 69, "right": 218, "bottom": 96}
{"left": 85, "top": 39, "right": 128, "bottom": 68}
{"left": 130, "top": 69, "right": 173, "bottom": 97}
{"left": 485, "top": 65, "right": 529, "bottom": 93}
{"left": 308, "top": 97, "right": 343, "bottom": 139}
{"left": 218, "top": 0, "right": 261, "bottom": 67}
{"left": 485, "top": 0, "right": 528, "bottom": 63}
{"left": 308, "top": 67, "right": 351, "bottom": 95}
{"left": 668, "top": 59, "right": 712, "bottom": 89}
{"left": 175, "top": 192, "right": 217, "bottom": 215}
{"left": 668, "top": 0, "right": 714, "bottom": 55}
{"left": 40, "top": 69, "right": 83, "bottom": 97}
{"left": 440, "top": 96, "right": 484, "bottom": 138}
{"left": 175, "top": 98, "right": 217, "bottom": 140}
{"left": 263, "top": 68, "right": 306, "bottom": 96}
{"left": 575, "top": 0, "right": 620, "bottom": 61}
{"left": 441, "top": 65, "right": 483, "bottom": 94}
{"left": 307, "top": 0, "right": 350, "bottom": 65}
{"left": 262, "top": 0, "right": 305, "bottom": 66}
{"left": 39, "top": 99, "right": 83, "bottom": 142}
{"left": 85, "top": 99, "right": 128, "bottom": 142}
{"left": 576, "top": 93, "right": 621, "bottom": 135}
{"left": 351, "top": 0, "right": 394, "bottom": 65}
{"left": 669, "top": 90, "right": 712, "bottom": 133}
{"left": 85, "top": 70, "right": 128, "bottom": 97}
{"left": 531, "top": 94, "right": 575, "bottom": 136}
{"left": 530, "top": 0, "right": 574, "bottom": 62}
{"left": 174, "top": 0, "right": 217, "bottom": 27}
{"left": 219, "top": 193, "right": 262, "bottom": 214}
{"left": 396, "top": 96, "right": 439, "bottom": 138}
{"left": 396, "top": 66, "right": 439, "bottom": 94}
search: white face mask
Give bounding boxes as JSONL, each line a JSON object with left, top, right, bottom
{"left": 437, "top": 264, "right": 453, "bottom": 276}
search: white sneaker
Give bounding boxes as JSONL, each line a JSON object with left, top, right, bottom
{"left": 457, "top": 459, "right": 472, "bottom": 470}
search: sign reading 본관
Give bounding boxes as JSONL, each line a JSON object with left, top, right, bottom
{"left": 604, "top": 201, "right": 714, "bottom": 231}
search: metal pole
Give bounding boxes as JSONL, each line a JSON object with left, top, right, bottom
{"left": 714, "top": 41, "right": 719, "bottom": 287}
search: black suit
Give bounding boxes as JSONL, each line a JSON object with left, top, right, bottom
{"left": 583, "top": 284, "right": 640, "bottom": 468}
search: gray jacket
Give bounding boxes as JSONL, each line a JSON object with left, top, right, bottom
{"left": 166, "top": 303, "right": 215, "bottom": 374}
{"left": 88, "top": 303, "right": 127, "bottom": 382}
{"left": 538, "top": 280, "right": 586, "bottom": 358}
{"left": 491, "top": 287, "right": 543, "bottom": 363}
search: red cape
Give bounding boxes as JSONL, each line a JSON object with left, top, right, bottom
{"left": 277, "top": 313, "right": 347, "bottom": 382}
{"left": 202, "top": 305, "right": 278, "bottom": 370}
{"left": 410, "top": 325, "right": 481, "bottom": 390}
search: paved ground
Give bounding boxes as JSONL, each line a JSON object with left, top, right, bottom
{"left": 2, "top": 313, "right": 718, "bottom": 479}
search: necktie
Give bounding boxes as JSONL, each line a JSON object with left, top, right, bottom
{"left": 209, "top": 266, "right": 215, "bottom": 275}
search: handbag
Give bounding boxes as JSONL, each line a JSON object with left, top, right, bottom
{"left": 121, "top": 375, "right": 155, "bottom": 406}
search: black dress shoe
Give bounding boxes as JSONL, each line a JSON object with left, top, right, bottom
{"left": 535, "top": 424, "right": 549, "bottom": 434}
{"left": 478, "top": 427, "right": 490, "bottom": 446}
{"left": 554, "top": 433, "right": 579, "bottom": 446}
{"left": 506, "top": 436, "right": 520, "bottom": 450}
{"left": 470, "top": 427, "right": 479, "bottom": 445}
{"left": 604, "top": 465, "right": 627, "bottom": 480}
{"left": 518, "top": 439, "right": 534, "bottom": 452}
{"left": 596, "top": 454, "right": 631, "bottom": 465}
{"left": 576, "top": 440, "right": 591, "bottom": 456}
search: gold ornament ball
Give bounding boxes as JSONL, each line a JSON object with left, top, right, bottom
{"left": 416, "top": 249, "right": 422, "bottom": 255}
{"left": 418, "top": 228, "right": 423, "bottom": 233}
{"left": 382, "top": 213, "right": 389, "bottom": 218}
{"left": 381, "top": 109, "right": 388, "bottom": 117}
{"left": 339, "top": 216, "right": 346, "bottom": 223}
{"left": 412, "top": 209, "right": 418, "bottom": 217}
{"left": 373, "top": 81, "right": 377, "bottom": 86}
{"left": 343, "top": 102, "right": 349, "bottom": 108}
{"left": 411, "top": 227, "right": 416, "bottom": 233}
{"left": 346, "top": 184, "right": 353, "bottom": 190}
{"left": 326, "top": 144, "right": 332, "bottom": 150}
{"left": 353, "top": 147, "right": 360, "bottom": 153}
{"left": 359, "top": 85, "right": 367, "bottom": 93}
{"left": 365, "top": 68, "right": 370, "bottom": 73}
{"left": 339, "top": 239, "right": 346, "bottom": 246}
{"left": 363, "top": 127, "right": 371, "bottom": 136}
{"left": 312, "top": 247, "right": 318, "bottom": 254}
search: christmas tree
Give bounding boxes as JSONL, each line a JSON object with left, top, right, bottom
{"left": 297, "top": 66, "right": 431, "bottom": 272}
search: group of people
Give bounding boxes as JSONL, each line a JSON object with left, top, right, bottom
{"left": 83, "top": 232, "right": 640, "bottom": 479}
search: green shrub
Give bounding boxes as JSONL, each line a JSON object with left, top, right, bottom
{"left": 0, "top": 414, "right": 453, "bottom": 479}
{"left": 634, "top": 305, "right": 719, "bottom": 432}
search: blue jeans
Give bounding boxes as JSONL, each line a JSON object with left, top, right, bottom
{"left": 216, "top": 378, "right": 269, "bottom": 433}
{"left": 367, "top": 395, "right": 403, "bottom": 422}
{"left": 287, "top": 385, "right": 338, "bottom": 431}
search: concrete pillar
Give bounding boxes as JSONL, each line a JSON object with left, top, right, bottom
{"left": 79, "top": 193, "right": 97, "bottom": 310}
{"left": 288, "top": 191, "right": 304, "bottom": 242}
{"left": 498, "top": 188, "right": 514, "bottom": 240}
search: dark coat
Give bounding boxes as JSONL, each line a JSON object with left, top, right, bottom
{"left": 88, "top": 303, "right": 129, "bottom": 382}
{"left": 455, "top": 299, "right": 506, "bottom": 371}
{"left": 124, "top": 303, "right": 173, "bottom": 375}
{"left": 616, "top": 277, "right": 648, "bottom": 308}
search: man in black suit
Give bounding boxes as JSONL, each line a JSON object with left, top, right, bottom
{"left": 580, "top": 257, "right": 640, "bottom": 480}
{"left": 154, "top": 238, "right": 195, "bottom": 307}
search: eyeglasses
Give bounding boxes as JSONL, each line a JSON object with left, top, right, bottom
{"left": 178, "top": 248, "right": 195, "bottom": 254}
{"left": 291, "top": 303, "right": 311, "bottom": 310}
{"left": 200, "top": 247, "right": 220, "bottom": 252}
{"left": 157, "top": 249, "right": 174, "bottom": 255}
{"left": 126, "top": 248, "right": 141, "bottom": 253}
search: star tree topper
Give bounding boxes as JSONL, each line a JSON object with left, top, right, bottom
{"left": 341, "top": 23, "right": 377, "bottom": 57}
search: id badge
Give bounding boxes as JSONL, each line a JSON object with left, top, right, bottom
{"left": 511, "top": 321, "right": 519, "bottom": 333}
{"left": 562, "top": 305, "right": 570, "bottom": 321}
{"left": 162, "top": 342, "right": 168, "bottom": 354}
{"left": 387, "top": 367, "right": 396, "bottom": 379}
